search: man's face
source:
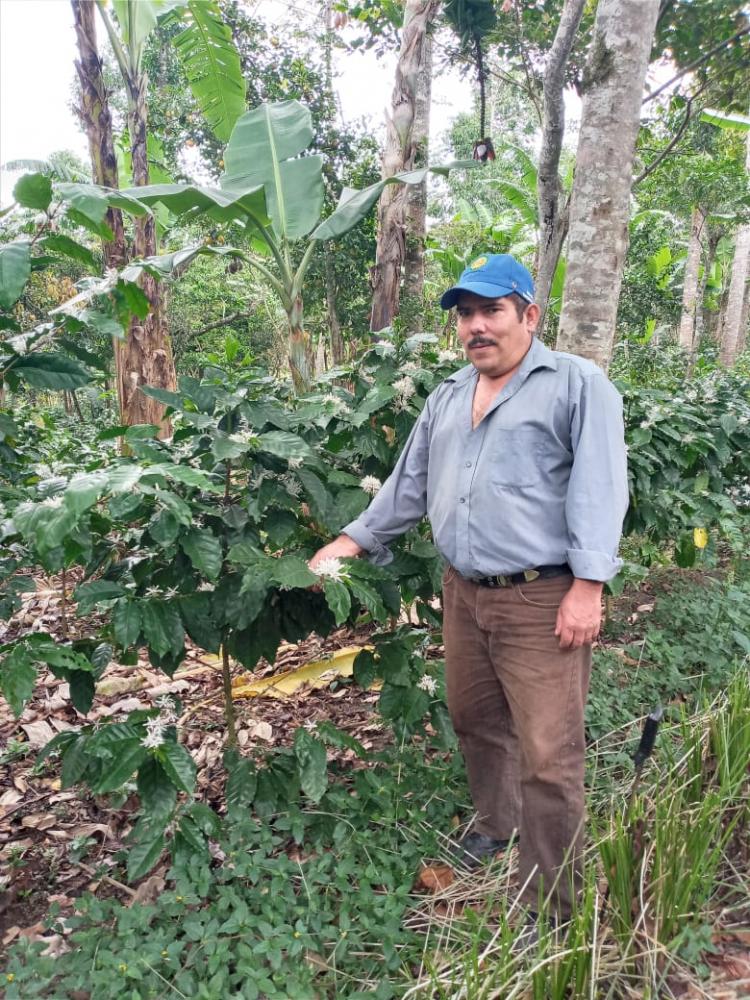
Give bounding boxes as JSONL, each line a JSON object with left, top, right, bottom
{"left": 456, "top": 291, "right": 538, "bottom": 377}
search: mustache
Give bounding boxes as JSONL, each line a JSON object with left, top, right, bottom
{"left": 468, "top": 337, "right": 496, "bottom": 348}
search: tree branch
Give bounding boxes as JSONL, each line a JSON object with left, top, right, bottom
{"left": 512, "top": 0, "right": 543, "bottom": 126}
{"left": 642, "top": 24, "right": 750, "bottom": 106}
{"left": 633, "top": 85, "right": 706, "bottom": 187}
{"left": 192, "top": 311, "right": 256, "bottom": 337}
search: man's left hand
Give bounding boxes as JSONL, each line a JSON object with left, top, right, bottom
{"left": 555, "top": 579, "right": 604, "bottom": 649}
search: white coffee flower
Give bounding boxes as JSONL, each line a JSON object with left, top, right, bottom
{"left": 41, "top": 496, "right": 64, "bottom": 509}
{"left": 198, "top": 582, "right": 215, "bottom": 592}
{"left": 287, "top": 457, "right": 303, "bottom": 470}
{"left": 155, "top": 696, "right": 178, "bottom": 724}
{"left": 401, "top": 361, "right": 420, "bottom": 375}
{"left": 163, "top": 587, "right": 179, "bottom": 600}
{"left": 438, "top": 349, "right": 457, "bottom": 364}
{"left": 393, "top": 376, "right": 416, "bottom": 400}
{"left": 322, "top": 394, "right": 350, "bottom": 414}
{"left": 315, "top": 557, "right": 348, "bottom": 582}
{"left": 229, "top": 431, "right": 256, "bottom": 445}
{"left": 359, "top": 475, "right": 382, "bottom": 496}
{"left": 417, "top": 674, "right": 437, "bottom": 696}
{"left": 281, "top": 473, "right": 302, "bottom": 498}
{"left": 141, "top": 716, "right": 167, "bottom": 750}
{"left": 145, "top": 586, "right": 162, "bottom": 598}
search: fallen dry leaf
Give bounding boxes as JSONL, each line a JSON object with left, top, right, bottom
{"left": 40, "top": 933, "right": 70, "bottom": 957}
{"left": 20, "top": 719, "right": 56, "bottom": 747}
{"left": 145, "top": 679, "right": 190, "bottom": 697}
{"left": 21, "top": 812, "right": 58, "bottom": 831}
{"left": 709, "top": 951, "right": 750, "bottom": 981}
{"left": 129, "top": 874, "right": 165, "bottom": 907}
{"left": 249, "top": 720, "right": 273, "bottom": 742}
{"left": 0, "top": 838, "right": 33, "bottom": 858}
{"left": 68, "top": 822, "right": 111, "bottom": 840}
{"left": 92, "top": 697, "right": 149, "bottom": 719}
{"left": 2, "top": 926, "right": 21, "bottom": 946}
{"left": 415, "top": 865, "right": 455, "bottom": 893}
{"left": 0, "top": 788, "right": 23, "bottom": 808}
{"left": 96, "top": 673, "right": 150, "bottom": 697}
{"left": 18, "top": 921, "right": 46, "bottom": 940}
{"left": 232, "top": 645, "right": 372, "bottom": 700}
{"left": 50, "top": 718, "right": 76, "bottom": 732}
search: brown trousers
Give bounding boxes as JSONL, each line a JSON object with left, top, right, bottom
{"left": 442, "top": 568, "right": 592, "bottom": 918}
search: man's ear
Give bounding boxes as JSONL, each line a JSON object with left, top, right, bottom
{"left": 525, "top": 302, "right": 541, "bottom": 333}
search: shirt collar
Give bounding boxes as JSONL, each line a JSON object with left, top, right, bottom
{"left": 446, "top": 336, "right": 558, "bottom": 385}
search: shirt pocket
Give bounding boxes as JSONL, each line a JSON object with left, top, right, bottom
{"left": 490, "top": 429, "right": 545, "bottom": 488}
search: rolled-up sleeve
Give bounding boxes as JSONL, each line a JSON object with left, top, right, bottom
{"left": 565, "top": 374, "right": 629, "bottom": 582}
{"left": 343, "top": 402, "right": 431, "bottom": 565}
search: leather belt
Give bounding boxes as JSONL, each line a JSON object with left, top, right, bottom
{"left": 469, "top": 564, "right": 571, "bottom": 588}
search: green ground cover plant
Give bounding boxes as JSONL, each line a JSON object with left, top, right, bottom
{"left": 3, "top": 565, "right": 748, "bottom": 998}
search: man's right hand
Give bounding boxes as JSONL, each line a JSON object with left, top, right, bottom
{"left": 308, "top": 534, "right": 364, "bottom": 572}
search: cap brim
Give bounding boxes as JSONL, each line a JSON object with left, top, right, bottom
{"left": 440, "top": 280, "right": 518, "bottom": 310}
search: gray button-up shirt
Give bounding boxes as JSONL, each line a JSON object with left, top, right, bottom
{"left": 343, "top": 337, "right": 629, "bottom": 582}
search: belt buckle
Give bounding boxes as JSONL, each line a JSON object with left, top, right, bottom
{"left": 492, "top": 574, "right": 509, "bottom": 587}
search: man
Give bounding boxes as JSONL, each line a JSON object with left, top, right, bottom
{"left": 310, "top": 254, "right": 628, "bottom": 921}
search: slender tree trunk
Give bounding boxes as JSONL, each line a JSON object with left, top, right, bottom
{"left": 321, "top": 0, "right": 345, "bottom": 366}
{"left": 719, "top": 223, "right": 750, "bottom": 366}
{"left": 71, "top": 3, "right": 127, "bottom": 271}
{"left": 370, "top": 0, "right": 439, "bottom": 334}
{"left": 535, "top": 0, "right": 586, "bottom": 332}
{"left": 678, "top": 205, "right": 706, "bottom": 350}
{"left": 693, "top": 225, "right": 719, "bottom": 353}
{"left": 739, "top": 281, "right": 750, "bottom": 355}
{"left": 402, "top": 25, "right": 433, "bottom": 331}
{"left": 75, "top": 0, "right": 176, "bottom": 432}
{"left": 325, "top": 250, "right": 345, "bottom": 364}
{"left": 114, "top": 70, "right": 178, "bottom": 431}
{"left": 555, "top": 0, "right": 660, "bottom": 368}
{"left": 720, "top": 118, "right": 750, "bottom": 366}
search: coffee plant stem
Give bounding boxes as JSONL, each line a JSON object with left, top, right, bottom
{"left": 60, "top": 565, "right": 69, "bottom": 639}
{"left": 221, "top": 642, "right": 238, "bottom": 748}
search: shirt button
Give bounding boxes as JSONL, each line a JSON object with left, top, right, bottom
{"left": 465, "top": 461, "right": 472, "bottom": 467}
{"left": 458, "top": 497, "right": 466, "bottom": 503}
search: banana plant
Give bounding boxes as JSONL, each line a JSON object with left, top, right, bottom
{"left": 113, "top": 100, "right": 475, "bottom": 392}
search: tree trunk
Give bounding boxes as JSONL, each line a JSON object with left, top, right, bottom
{"left": 370, "top": 0, "right": 439, "bottom": 334}
{"left": 739, "top": 281, "right": 750, "bottom": 355}
{"left": 114, "top": 70, "right": 178, "bottom": 431}
{"left": 535, "top": 0, "right": 586, "bottom": 332}
{"left": 402, "top": 25, "right": 433, "bottom": 332}
{"left": 555, "top": 0, "right": 660, "bottom": 368}
{"left": 693, "top": 224, "right": 720, "bottom": 353}
{"left": 325, "top": 249, "right": 345, "bottom": 365}
{"left": 720, "top": 119, "right": 750, "bottom": 366}
{"left": 677, "top": 205, "right": 706, "bottom": 350}
{"left": 719, "top": 222, "right": 750, "bottom": 366}
{"left": 288, "top": 296, "right": 314, "bottom": 393}
{"left": 71, "top": 1, "right": 127, "bottom": 272}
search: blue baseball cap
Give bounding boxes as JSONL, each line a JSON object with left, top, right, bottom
{"left": 440, "top": 254, "right": 535, "bottom": 309}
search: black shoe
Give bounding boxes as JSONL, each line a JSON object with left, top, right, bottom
{"left": 450, "top": 831, "right": 516, "bottom": 871}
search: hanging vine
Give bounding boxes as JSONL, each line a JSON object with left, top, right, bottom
{"left": 443, "top": 0, "right": 498, "bottom": 160}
